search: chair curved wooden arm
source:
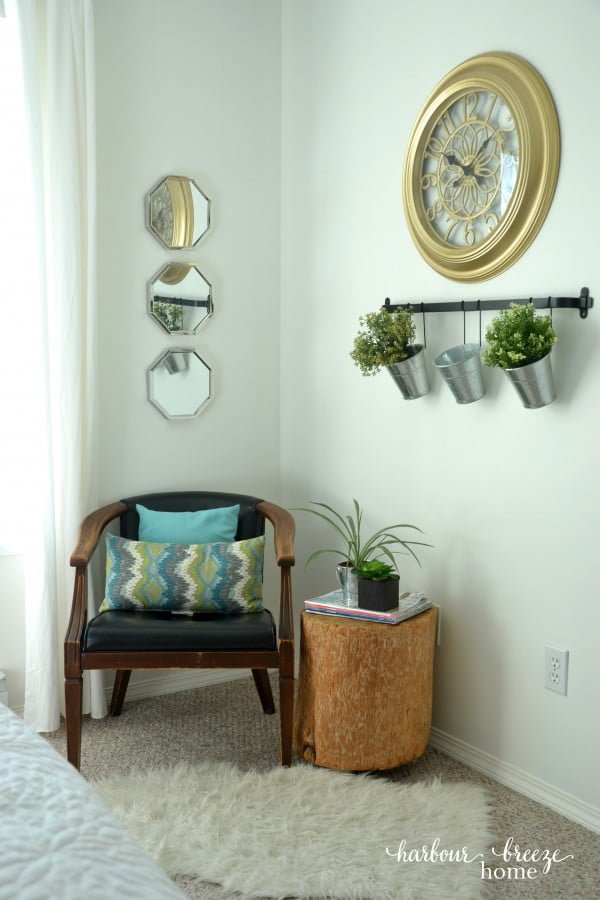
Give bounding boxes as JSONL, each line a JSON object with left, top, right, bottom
{"left": 65, "top": 502, "right": 126, "bottom": 647}
{"left": 70, "top": 502, "right": 127, "bottom": 568}
{"left": 256, "top": 501, "right": 295, "bottom": 568}
{"left": 256, "top": 501, "right": 294, "bottom": 644}
{"left": 64, "top": 492, "right": 295, "bottom": 772}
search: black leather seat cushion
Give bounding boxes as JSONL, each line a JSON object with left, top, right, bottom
{"left": 84, "top": 609, "right": 276, "bottom": 653}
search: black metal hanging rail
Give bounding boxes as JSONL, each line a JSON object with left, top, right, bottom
{"left": 154, "top": 295, "right": 211, "bottom": 309}
{"left": 383, "top": 286, "right": 593, "bottom": 319}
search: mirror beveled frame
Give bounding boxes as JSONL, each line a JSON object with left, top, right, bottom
{"left": 148, "top": 262, "right": 214, "bottom": 335}
{"left": 147, "top": 348, "right": 213, "bottom": 420}
{"left": 146, "top": 175, "right": 211, "bottom": 249}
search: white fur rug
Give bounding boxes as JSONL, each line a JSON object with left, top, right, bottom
{"left": 94, "top": 762, "right": 492, "bottom": 899}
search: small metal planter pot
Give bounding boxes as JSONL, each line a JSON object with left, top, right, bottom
{"left": 433, "top": 343, "right": 486, "bottom": 404}
{"left": 386, "top": 344, "right": 430, "bottom": 400}
{"left": 504, "top": 352, "right": 556, "bottom": 409}
{"left": 163, "top": 351, "right": 190, "bottom": 374}
{"left": 336, "top": 562, "right": 358, "bottom": 608}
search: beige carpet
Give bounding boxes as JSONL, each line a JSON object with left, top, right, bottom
{"left": 44, "top": 676, "right": 600, "bottom": 899}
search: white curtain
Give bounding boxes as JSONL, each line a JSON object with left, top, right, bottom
{"left": 15, "top": 0, "right": 105, "bottom": 730}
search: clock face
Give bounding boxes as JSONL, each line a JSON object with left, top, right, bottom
{"left": 146, "top": 176, "right": 211, "bottom": 249}
{"left": 150, "top": 181, "right": 175, "bottom": 246}
{"left": 403, "top": 53, "right": 560, "bottom": 282}
{"left": 420, "top": 91, "right": 520, "bottom": 249}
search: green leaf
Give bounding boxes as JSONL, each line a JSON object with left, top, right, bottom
{"left": 399, "top": 542, "right": 424, "bottom": 567}
{"left": 308, "top": 502, "right": 353, "bottom": 540}
{"left": 377, "top": 535, "right": 433, "bottom": 549}
{"left": 345, "top": 513, "right": 358, "bottom": 544}
{"left": 305, "top": 548, "right": 347, "bottom": 567}
{"left": 356, "top": 558, "right": 397, "bottom": 580}
{"left": 379, "top": 547, "right": 398, "bottom": 568}
{"left": 293, "top": 505, "right": 351, "bottom": 546}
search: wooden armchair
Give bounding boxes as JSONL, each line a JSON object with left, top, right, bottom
{"left": 64, "top": 491, "right": 294, "bottom": 769}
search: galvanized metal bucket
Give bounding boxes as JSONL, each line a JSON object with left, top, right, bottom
{"left": 433, "top": 343, "right": 486, "bottom": 404}
{"left": 386, "top": 344, "right": 430, "bottom": 400}
{"left": 164, "top": 351, "right": 189, "bottom": 374}
{"left": 504, "top": 352, "right": 556, "bottom": 409}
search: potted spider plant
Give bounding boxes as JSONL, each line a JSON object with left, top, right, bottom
{"left": 294, "top": 499, "right": 431, "bottom": 607}
{"left": 482, "top": 303, "right": 557, "bottom": 408}
{"left": 350, "top": 307, "right": 430, "bottom": 399}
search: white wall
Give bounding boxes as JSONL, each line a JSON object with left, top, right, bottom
{"left": 95, "top": 0, "right": 281, "bottom": 499}
{"left": 93, "top": 0, "right": 282, "bottom": 693}
{"left": 281, "top": 0, "right": 600, "bottom": 816}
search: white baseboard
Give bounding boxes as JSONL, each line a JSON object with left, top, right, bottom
{"left": 104, "top": 669, "right": 249, "bottom": 705}
{"left": 429, "top": 726, "right": 600, "bottom": 834}
{"left": 7, "top": 671, "right": 250, "bottom": 720}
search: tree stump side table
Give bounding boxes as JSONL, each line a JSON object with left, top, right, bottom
{"left": 294, "top": 607, "right": 437, "bottom": 771}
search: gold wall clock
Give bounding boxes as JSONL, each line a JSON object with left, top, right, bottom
{"left": 403, "top": 52, "right": 560, "bottom": 282}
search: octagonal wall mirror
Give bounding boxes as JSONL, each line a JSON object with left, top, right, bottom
{"left": 146, "top": 175, "right": 210, "bottom": 249}
{"left": 148, "top": 349, "right": 212, "bottom": 420}
{"left": 149, "top": 263, "right": 213, "bottom": 334}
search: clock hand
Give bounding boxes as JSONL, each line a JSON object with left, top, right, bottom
{"left": 443, "top": 151, "right": 465, "bottom": 170}
{"left": 462, "top": 136, "right": 494, "bottom": 177}
{"left": 445, "top": 143, "right": 492, "bottom": 186}
{"left": 473, "top": 135, "right": 493, "bottom": 161}
{"left": 452, "top": 136, "right": 495, "bottom": 180}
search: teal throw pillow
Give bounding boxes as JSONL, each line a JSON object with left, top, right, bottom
{"left": 100, "top": 533, "right": 264, "bottom": 614}
{"left": 136, "top": 503, "right": 240, "bottom": 544}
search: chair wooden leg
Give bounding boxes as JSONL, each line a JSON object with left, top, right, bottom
{"left": 252, "top": 668, "right": 276, "bottom": 714}
{"left": 65, "top": 677, "right": 83, "bottom": 770}
{"left": 279, "top": 673, "right": 294, "bottom": 766}
{"left": 110, "top": 669, "right": 132, "bottom": 717}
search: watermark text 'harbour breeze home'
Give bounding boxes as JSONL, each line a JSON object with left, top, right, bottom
{"left": 386, "top": 836, "right": 574, "bottom": 881}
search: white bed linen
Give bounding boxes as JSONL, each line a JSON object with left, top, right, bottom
{"left": 0, "top": 703, "right": 184, "bottom": 899}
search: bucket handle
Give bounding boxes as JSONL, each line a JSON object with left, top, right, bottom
{"left": 462, "top": 301, "right": 483, "bottom": 347}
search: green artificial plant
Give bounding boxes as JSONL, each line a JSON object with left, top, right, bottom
{"left": 350, "top": 307, "right": 415, "bottom": 375}
{"left": 294, "top": 499, "right": 431, "bottom": 573}
{"left": 154, "top": 299, "right": 184, "bottom": 332}
{"left": 482, "top": 303, "right": 557, "bottom": 370}
{"left": 354, "top": 559, "right": 399, "bottom": 582}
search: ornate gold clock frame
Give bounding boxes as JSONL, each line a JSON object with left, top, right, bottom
{"left": 403, "top": 52, "right": 560, "bottom": 282}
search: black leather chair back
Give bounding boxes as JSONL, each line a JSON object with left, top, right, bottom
{"left": 119, "top": 491, "right": 265, "bottom": 541}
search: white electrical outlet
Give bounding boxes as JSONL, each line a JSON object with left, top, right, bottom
{"left": 544, "top": 645, "right": 569, "bottom": 695}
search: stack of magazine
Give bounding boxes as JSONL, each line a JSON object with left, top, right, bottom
{"left": 304, "top": 589, "right": 432, "bottom": 625}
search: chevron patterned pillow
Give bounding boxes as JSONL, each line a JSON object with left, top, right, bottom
{"left": 99, "top": 533, "right": 264, "bottom": 614}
